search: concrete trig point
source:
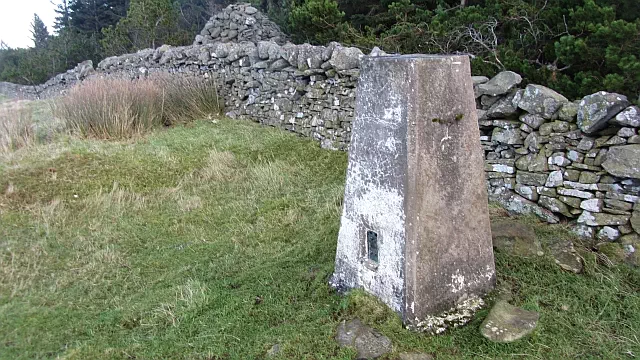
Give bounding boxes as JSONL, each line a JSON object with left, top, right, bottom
{"left": 331, "top": 54, "right": 495, "bottom": 327}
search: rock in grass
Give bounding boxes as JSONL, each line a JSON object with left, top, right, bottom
{"left": 336, "top": 319, "right": 392, "bottom": 359}
{"left": 491, "top": 220, "right": 543, "bottom": 257}
{"left": 553, "top": 249, "right": 584, "bottom": 273}
{"left": 548, "top": 240, "right": 584, "bottom": 274}
{"left": 266, "top": 344, "right": 281, "bottom": 357}
{"left": 480, "top": 300, "right": 539, "bottom": 343}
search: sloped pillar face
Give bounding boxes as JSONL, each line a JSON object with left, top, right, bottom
{"left": 403, "top": 55, "right": 495, "bottom": 324}
{"left": 330, "top": 56, "right": 412, "bottom": 313}
{"left": 331, "top": 55, "right": 495, "bottom": 324}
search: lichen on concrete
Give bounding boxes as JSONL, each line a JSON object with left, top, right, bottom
{"left": 409, "top": 296, "right": 486, "bottom": 335}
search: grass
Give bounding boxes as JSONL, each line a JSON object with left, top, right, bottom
{"left": 0, "top": 100, "right": 59, "bottom": 154}
{"left": 53, "top": 75, "right": 220, "bottom": 140}
{"left": 0, "top": 118, "right": 639, "bottom": 359}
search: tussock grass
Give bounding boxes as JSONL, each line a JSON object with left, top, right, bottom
{"left": 82, "top": 182, "right": 147, "bottom": 216}
{"left": 0, "top": 119, "right": 638, "bottom": 359}
{"left": 198, "top": 148, "right": 238, "bottom": 181}
{"left": 55, "top": 78, "right": 162, "bottom": 139}
{"left": 0, "top": 103, "right": 36, "bottom": 154}
{"left": 153, "top": 74, "right": 221, "bottom": 124}
{"left": 0, "top": 100, "right": 64, "bottom": 158}
{"left": 53, "top": 75, "right": 220, "bottom": 139}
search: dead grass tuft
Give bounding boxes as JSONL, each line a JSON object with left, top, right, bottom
{"left": 150, "top": 280, "right": 208, "bottom": 327}
{"left": 4, "top": 182, "right": 15, "bottom": 195}
{"left": 82, "top": 183, "right": 146, "bottom": 216}
{"left": 26, "top": 199, "right": 67, "bottom": 236}
{"left": 54, "top": 75, "right": 220, "bottom": 139}
{"left": 0, "top": 103, "right": 36, "bottom": 154}
{"left": 176, "top": 194, "right": 203, "bottom": 212}
{"left": 199, "top": 149, "right": 238, "bottom": 181}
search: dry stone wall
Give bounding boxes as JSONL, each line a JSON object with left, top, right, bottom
{"left": 472, "top": 73, "right": 640, "bottom": 246}
{"left": 0, "top": 60, "right": 95, "bottom": 99}
{"left": 94, "top": 39, "right": 364, "bottom": 151}
{"left": 193, "top": 3, "right": 288, "bottom": 46}
{"left": 2, "top": 4, "right": 640, "bottom": 251}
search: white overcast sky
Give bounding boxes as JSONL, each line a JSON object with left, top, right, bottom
{"left": 0, "top": 0, "right": 58, "bottom": 48}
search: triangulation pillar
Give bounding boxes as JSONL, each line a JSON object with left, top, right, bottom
{"left": 330, "top": 55, "right": 495, "bottom": 327}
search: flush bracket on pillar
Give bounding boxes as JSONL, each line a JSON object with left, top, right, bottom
{"left": 362, "top": 228, "right": 380, "bottom": 271}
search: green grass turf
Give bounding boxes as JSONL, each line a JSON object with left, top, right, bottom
{"left": 1, "top": 119, "right": 638, "bottom": 359}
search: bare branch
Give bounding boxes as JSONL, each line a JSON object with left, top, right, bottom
{"left": 461, "top": 17, "right": 505, "bottom": 70}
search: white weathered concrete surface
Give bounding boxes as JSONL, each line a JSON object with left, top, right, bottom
{"left": 331, "top": 55, "right": 495, "bottom": 326}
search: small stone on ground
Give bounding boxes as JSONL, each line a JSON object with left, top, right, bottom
{"left": 266, "top": 344, "right": 281, "bottom": 357}
{"left": 336, "top": 318, "right": 392, "bottom": 359}
{"left": 491, "top": 220, "right": 543, "bottom": 257}
{"left": 480, "top": 300, "right": 539, "bottom": 343}
{"left": 548, "top": 239, "right": 584, "bottom": 274}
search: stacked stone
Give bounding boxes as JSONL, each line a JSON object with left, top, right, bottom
{"left": 0, "top": 82, "right": 28, "bottom": 99}
{"left": 97, "top": 40, "right": 365, "bottom": 150}
{"left": 0, "top": 60, "right": 96, "bottom": 100}
{"left": 194, "top": 3, "right": 288, "bottom": 46}
{"left": 475, "top": 72, "right": 640, "bottom": 256}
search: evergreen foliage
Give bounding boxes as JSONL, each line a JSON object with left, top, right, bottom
{"left": 281, "top": 0, "right": 640, "bottom": 100}
{"left": 101, "top": 0, "right": 187, "bottom": 56}
{"left": 30, "top": 14, "right": 50, "bottom": 49}
{"left": 0, "top": 0, "right": 207, "bottom": 85}
{"left": 289, "top": 0, "right": 346, "bottom": 44}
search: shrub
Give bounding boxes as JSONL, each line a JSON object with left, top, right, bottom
{"left": 282, "top": 0, "right": 640, "bottom": 100}
{"left": 289, "top": 0, "right": 346, "bottom": 44}
{"left": 0, "top": 102, "right": 36, "bottom": 154}
{"left": 54, "top": 75, "right": 220, "bottom": 139}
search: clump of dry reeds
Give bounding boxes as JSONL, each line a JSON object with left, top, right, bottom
{"left": 54, "top": 74, "right": 220, "bottom": 139}
{"left": 0, "top": 103, "right": 36, "bottom": 154}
